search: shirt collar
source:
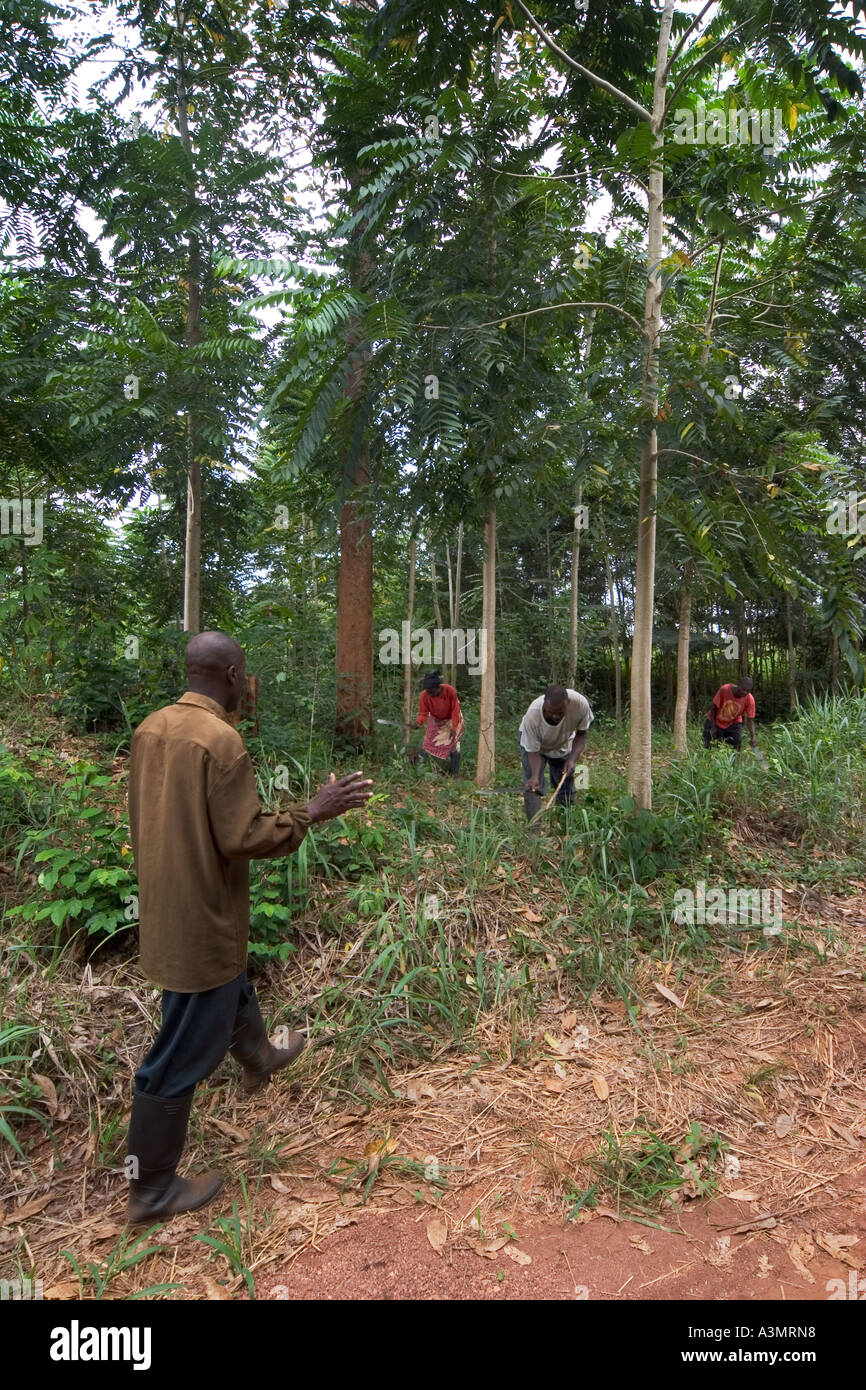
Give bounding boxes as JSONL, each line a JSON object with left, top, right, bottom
{"left": 177, "top": 691, "right": 230, "bottom": 721}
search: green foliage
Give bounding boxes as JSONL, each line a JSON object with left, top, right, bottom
{"left": 6, "top": 759, "right": 138, "bottom": 945}
{"left": 576, "top": 1121, "right": 727, "bottom": 1219}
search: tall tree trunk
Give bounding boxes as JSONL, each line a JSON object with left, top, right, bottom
{"left": 445, "top": 522, "right": 463, "bottom": 687}
{"left": 737, "top": 597, "right": 748, "bottom": 675}
{"left": 570, "top": 311, "right": 594, "bottom": 687}
{"left": 570, "top": 481, "right": 582, "bottom": 688}
{"left": 671, "top": 244, "right": 722, "bottom": 740}
{"left": 546, "top": 524, "right": 556, "bottom": 681}
{"left": 830, "top": 631, "right": 840, "bottom": 691}
{"left": 475, "top": 501, "right": 497, "bottom": 786}
{"left": 603, "top": 545, "right": 622, "bottom": 727}
{"left": 174, "top": 10, "right": 202, "bottom": 632}
{"left": 335, "top": 134, "right": 374, "bottom": 744}
{"left": 628, "top": 0, "right": 674, "bottom": 810}
{"left": 335, "top": 445, "right": 373, "bottom": 744}
{"left": 785, "top": 591, "right": 798, "bottom": 712}
{"left": 429, "top": 531, "right": 443, "bottom": 632}
{"left": 673, "top": 561, "right": 693, "bottom": 751}
{"left": 403, "top": 536, "right": 416, "bottom": 745}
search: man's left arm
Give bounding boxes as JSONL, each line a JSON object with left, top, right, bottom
{"left": 564, "top": 729, "right": 587, "bottom": 774}
{"left": 207, "top": 752, "right": 312, "bottom": 860}
{"left": 745, "top": 696, "right": 757, "bottom": 747}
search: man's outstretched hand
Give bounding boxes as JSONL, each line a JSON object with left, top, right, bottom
{"left": 306, "top": 771, "right": 374, "bottom": 824}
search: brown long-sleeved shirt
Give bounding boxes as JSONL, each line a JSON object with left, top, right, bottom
{"left": 128, "top": 691, "right": 310, "bottom": 992}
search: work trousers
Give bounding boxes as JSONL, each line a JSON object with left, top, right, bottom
{"left": 703, "top": 718, "right": 743, "bottom": 749}
{"left": 134, "top": 968, "right": 257, "bottom": 1099}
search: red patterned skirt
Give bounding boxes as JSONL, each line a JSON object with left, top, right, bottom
{"left": 422, "top": 714, "right": 465, "bottom": 760}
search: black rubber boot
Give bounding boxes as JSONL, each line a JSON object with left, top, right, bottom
{"left": 449, "top": 750, "right": 461, "bottom": 776}
{"left": 126, "top": 1090, "right": 223, "bottom": 1224}
{"left": 229, "top": 991, "right": 305, "bottom": 1095}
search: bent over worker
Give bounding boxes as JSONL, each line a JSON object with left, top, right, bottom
{"left": 519, "top": 684, "right": 594, "bottom": 822}
{"left": 414, "top": 670, "right": 465, "bottom": 776}
{"left": 125, "top": 631, "right": 372, "bottom": 1223}
{"left": 703, "top": 675, "right": 757, "bottom": 750}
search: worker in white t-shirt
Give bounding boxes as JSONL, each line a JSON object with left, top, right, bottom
{"left": 518, "top": 685, "right": 594, "bottom": 822}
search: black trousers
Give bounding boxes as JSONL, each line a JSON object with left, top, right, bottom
{"left": 703, "top": 718, "right": 742, "bottom": 749}
{"left": 520, "top": 744, "right": 575, "bottom": 820}
{"left": 134, "top": 968, "right": 258, "bottom": 1100}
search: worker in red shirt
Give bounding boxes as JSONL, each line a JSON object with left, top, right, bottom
{"left": 703, "top": 676, "right": 757, "bottom": 750}
{"left": 415, "top": 670, "right": 464, "bottom": 776}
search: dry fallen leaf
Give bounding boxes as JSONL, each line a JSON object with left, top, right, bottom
{"left": 43, "top": 1282, "right": 81, "bottom": 1300}
{"left": 630, "top": 1235, "right": 651, "bottom": 1254}
{"left": 561, "top": 1011, "right": 579, "bottom": 1031}
{"left": 815, "top": 1233, "right": 862, "bottom": 1269}
{"left": 554, "top": 1062, "right": 567, "bottom": 1081}
{"left": 523, "top": 907, "right": 543, "bottom": 923}
{"left": 774, "top": 1113, "right": 794, "bottom": 1138}
{"left": 543, "top": 1077, "right": 565, "bottom": 1094}
{"left": 10, "top": 1194, "right": 54, "bottom": 1221}
{"left": 211, "top": 1118, "right": 250, "bottom": 1143}
{"left": 467, "top": 1236, "right": 511, "bottom": 1259}
{"left": 503, "top": 1245, "right": 531, "bottom": 1267}
{"left": 270, "top": 1175, "right": 291, "bottom": 1193}
{"left": 426, "top": 1218, "right": 448, "bottom": 1254}
{"left": 591, "top": 1073, "right": 609, "bottom": 1100}
{"left": 787, "top": 1237, "right": 815, "bottom": 1283}
{"left": 201, "top": 1275, "right": 234, "bottom": 1300}
{"left": 406, "top": 1080, "right": 437, "bottom": 1102}
{"left": 653, "top": 981, "right": 685, "bottom": 1009}
{"left": 31, "top": 1073, "right": 58, "bottom": 1115}
{"left": 728, "top": 1189, "right": 760, "bottom": 1202}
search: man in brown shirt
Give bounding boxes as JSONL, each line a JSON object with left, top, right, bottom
{"left": 125, "top": 631, "right": 372, "bottom": 1224}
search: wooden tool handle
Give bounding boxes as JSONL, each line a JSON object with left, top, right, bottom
{"left": 528, "top": 766, "right": 571, "bottom": 825}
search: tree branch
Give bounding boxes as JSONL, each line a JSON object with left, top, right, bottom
{"left": 513, "top": 0, "right": 652, "bottom": 124}
{"left": 425, "top": 301, "right": 643, "bottom": 334}
{"left": 662, "top": 0, "right": 717, "bottom": 81}
{"left": 664, "top": 20, "right": 761, "bottom": 118}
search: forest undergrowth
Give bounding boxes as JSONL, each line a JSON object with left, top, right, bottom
{"left": 1, "top": 695, "right": 865, "bottom": 1298}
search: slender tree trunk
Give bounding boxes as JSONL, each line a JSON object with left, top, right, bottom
{"left": 546, "top": 524, "right": 556, "bottom": 681}
{"left": 446, "top": 522, "right": 463, "bottom": 687}
{"left": 476, "top": 501, "right": 497, "bottom": 786}
{"left": 570, "top": 312, "right": 594, "bottom": 687}
{"left": 335, "top": 149, "right": 374, "bottom": 744}
{"left": 627, "top": 0, "right": 674, "bottom": 807}
{"left": 175, "top": 13, "right": 202, "bottom": 632}
{"left": 429, "top": 531, "right": 443, "bottom": 632}
{"left": 628, "top": 1, "right": 673, "bottom": 810}
{"left": 673, "top": 564, "right": 693, "bottom": 751}
{"left": 785, "top": 592, "right": 798, "bottom": 711}
{"left": 403, "top": 536, "right": 416, "bottom": 745}
{"left": 336, "top": 444, "right": 373, "bottom": 744}
{"left": 603, "top": 545, "right": 622, "bottom": 727}
{"left": 570, "top": 481, "right": 582, "bottom": 687}
{"left": 738, "top": 597, "right": 748, "bottom": 676}
{"left": 830, "top": 631, "right": 840, "bottom": 691}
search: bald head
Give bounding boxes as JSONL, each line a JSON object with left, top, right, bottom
{"left": 185, "top": 631, "right": 246, "bottom": 711}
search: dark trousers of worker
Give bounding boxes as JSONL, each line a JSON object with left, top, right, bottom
{"left": 520, "top": 745, "right": 575, "bottom": 820}
{"left": 134, "top": 968, "right": 258, "bottom": 1099}
{"left": 702, "top": 718, "right": 742, "bottom": 750}
{"left": 418, "top": 749, "right": 461, "bottom": 775}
